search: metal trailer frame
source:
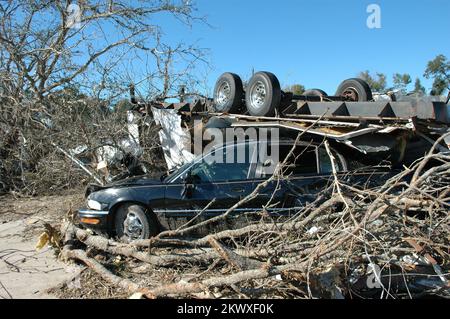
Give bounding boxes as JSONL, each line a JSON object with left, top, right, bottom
{"left": 128, "top": 87, "right": 450, "bottom": 170}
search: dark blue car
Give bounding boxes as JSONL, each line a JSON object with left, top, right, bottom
{"left": 78, "top": 139, "right": 393, "bottom": 240}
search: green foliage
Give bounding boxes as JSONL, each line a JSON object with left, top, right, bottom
{"left": 424, "top": 54, "right": 450, "bottom": 95}
{"left": 413, "top": 78, "right": 426, "bottom": 95}
{"left": 284, "top": 84, "right": 305, "bottom": 95}
{"left": 392, "top": 73, "right": 412, "bottom": 93}
{"left": 358, "top": 55, "right": 450, "bottom": 96}
{"left": 430, "top": 78, "right": 447, "bottom": 96}
{"left": 358, "top": 71, "right": 387, "bottom": 92}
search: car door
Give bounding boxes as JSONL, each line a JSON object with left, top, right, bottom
{"left": 249, "top": 142, "right": 322, "bottom": 216}
{"left": 284, "top": 144, "right": 350, "bottom": 210}
{"left": 163, "top": 142, "right": 255, "bottom": 226}
{"left": 211, "top": 142, "right": 260, "bottom": 213}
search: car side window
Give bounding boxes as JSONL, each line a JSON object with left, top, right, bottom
{"left": 255, "top": 143, "right": 318, "bottom": 178}
{"left": 280, "top": 144, "right": 318, "bottom": 176}
{"left": 190, "top": 144, "right": 254, "bottom": 182}
{"left": 318, "top": 147, "right": 343, "bottom": 173}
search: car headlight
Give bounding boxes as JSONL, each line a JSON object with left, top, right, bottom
{"left": 87, "top": 199, "right": 105, "bottom": 211}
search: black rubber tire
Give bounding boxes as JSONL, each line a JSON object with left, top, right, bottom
{"left": 212, "top": 72, "right": 244, "bottom": 113}
{"left": 114, "top": 204, "right": 158, "bottom": 241}
{"left": 303, "top": 89, "right": 328, "bottom": 98}
{"left": 335, "top": 78, "right": 373, "bottom": 101}
{"left": 245, "top": 71, "right": 281, "bottom": 117}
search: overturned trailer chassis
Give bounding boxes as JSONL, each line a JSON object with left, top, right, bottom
{"left": 148, "top": 99, "right": 450, "bottom": 169}
{"left": 210, "top": 114, "right": 448, "bottom": 166}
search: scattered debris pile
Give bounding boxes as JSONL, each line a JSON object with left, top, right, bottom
{"left": 57, "top": 136, "right": 449, "bottom": 299}
{"left": 0, "top": 103, "right": 166, "bottom": 195}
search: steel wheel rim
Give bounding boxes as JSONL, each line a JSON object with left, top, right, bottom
{"left": 250, "top": 81, "right": 267, "bottom": 108}
{"left": 123, "top": 212, "right": 144, "bottom": 240}
{"left": 215, "top": 81, "right": 231, "bottom": 108}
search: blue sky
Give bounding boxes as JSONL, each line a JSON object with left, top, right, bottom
{"left": 157, "top": 0, "right": 450, "bottom": 95}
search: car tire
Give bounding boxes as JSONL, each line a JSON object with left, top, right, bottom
{"left": 212, "top": 72, "right": 244, "bottom": 113}
{"left": 335, "top": 78, "right": 373, "bottom": 101}
{"left": 245, "top": 71, "right": 281, "bottom": 117}
{"left": 303, "top": 89, "right": 328, "bottom": 98}
{"left": 114, "top": 204, "right": 158, "bottom": 241}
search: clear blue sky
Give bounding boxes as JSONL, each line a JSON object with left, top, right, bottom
{"left": 158, "top": 0, "right": 450, "bottom": 95}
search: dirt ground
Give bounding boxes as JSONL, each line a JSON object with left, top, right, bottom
{"left": 0, "top": 192, "right": 85, "bottom": 299}
{"left": 0, "top": 191, "right": 188, "bottom": 299}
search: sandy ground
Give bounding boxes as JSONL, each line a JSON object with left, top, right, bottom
{"left": 0, "top": 193, "right": 84, "bottom": 299}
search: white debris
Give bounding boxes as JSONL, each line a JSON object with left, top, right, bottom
{"left": 152, "top": 107, "right": 195, "bottom": 170}
{"left": 306, "top": 226, "right": 320, "bottom": 236}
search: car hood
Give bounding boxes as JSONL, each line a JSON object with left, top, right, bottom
{"left": 107, "top": 176, "right": 164, "bottom": 188}
{"left": 85, "top": 176, "right": 165, "bottom": 197}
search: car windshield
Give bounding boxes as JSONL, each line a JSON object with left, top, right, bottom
{"left": 163, "top": 153, "right": 202, "bottom": 183}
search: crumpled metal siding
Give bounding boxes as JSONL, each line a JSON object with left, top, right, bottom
{"left": 152, "top": 107, "right": 195, "bottom": 170}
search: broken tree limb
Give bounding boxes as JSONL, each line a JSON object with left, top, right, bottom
{"left": 62, "top": 248, "right": 153, "bottom": 295}
{"left": 61, "top": 222, "right": 220, "bottom": 266}
{"left": 208, "top": 237, "right": 263, "bottom": 271}
{"left": 145, "top": 265, "right": 284, "bottom": 298}
{"left": 52, "top": 142, "right": 104, "bottom": 185}
{"left": 131, "top": 192, "right": 342, "bottom": 249}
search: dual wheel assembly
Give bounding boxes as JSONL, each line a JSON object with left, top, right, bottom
{"left": 213, "top": 72, "right": 373, "bottom": 117}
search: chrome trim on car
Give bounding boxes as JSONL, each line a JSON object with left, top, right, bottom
{"left": 78, "top": 209, "right": 110, "bottom": 216}
{"left": 153, "top": 207, "right": 305, "bottom": 214}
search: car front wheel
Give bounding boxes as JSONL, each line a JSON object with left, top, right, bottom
{"left": 114, "top": 204, "right": 158, "bottom": 241}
